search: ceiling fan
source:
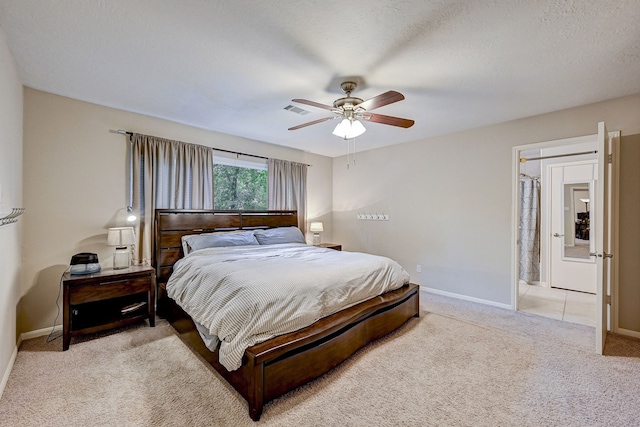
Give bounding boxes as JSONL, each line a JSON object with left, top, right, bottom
{"left": 288, "top": 81, "right": 415, "bottom": 139}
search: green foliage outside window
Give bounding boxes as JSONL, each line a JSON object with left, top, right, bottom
{"left": 214, "top": 163, "right": 267, "bottom": 210}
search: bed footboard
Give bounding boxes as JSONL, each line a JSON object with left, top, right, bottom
{"left": 164, "top": 283, "right": 420, "bottom": 421}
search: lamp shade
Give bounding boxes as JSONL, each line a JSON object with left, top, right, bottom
{"left": 332, "top": 118, "right": 366, "bottom": 139}
{"left": 107, "top": 227, "right": 136, "bottom": 247}
{"left": 310, "top": 222, "right": 324, "bottom": 232}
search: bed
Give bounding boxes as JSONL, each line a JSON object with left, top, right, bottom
{"left": 153, "top": 209, "right": 420, "bottom": 421}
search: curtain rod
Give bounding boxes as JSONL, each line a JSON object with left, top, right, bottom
{"left": 519, "top": 150, "right": 597, "bottom": 163}
{"left": 111, "top": 129, "right": 311, "bottom": 166}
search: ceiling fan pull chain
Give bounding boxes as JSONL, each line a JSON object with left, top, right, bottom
{"left": 353, "top": 139, "right": 356, "bottom": 166}
{"left": 346, "top": 139, "right": 350, "bottom": 170}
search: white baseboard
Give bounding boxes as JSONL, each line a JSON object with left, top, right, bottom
{"left": 20, "top": 325, "right": 62, "bottom": 342}
{"left": 616, "top": 327, "right": 640, "bottom": 340}
{"left": 0, "top": 345, "right": 17, "bottom": 399}
{"left": 420, "top": 286, "right": 513, "bottom": 310}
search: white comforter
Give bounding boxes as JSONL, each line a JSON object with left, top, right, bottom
{"left": 166, "top": 243, "right": 410, "bottom": 371}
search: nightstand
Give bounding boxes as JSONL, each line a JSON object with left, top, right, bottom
{"left": 63, "top": 265, "right": 156, "bottom": 351}
{"left": 316, "top": 243, "right": 342, "bottom": 251}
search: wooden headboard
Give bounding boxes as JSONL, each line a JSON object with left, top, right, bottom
{"left": 153, "top": 209, "right": 298, "bottom": 284}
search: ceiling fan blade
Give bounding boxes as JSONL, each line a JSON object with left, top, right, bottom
{"left": 356, "top": 91, "right": 405, "bottom": 111}
{"left": 291, "top": 99, "right": 334, "bottom": 111}
{"left": 362, "top": 112, "right": 415, "bottom": 128}
{"left": 288, "top": 116, "right": 335, "bottom": 131}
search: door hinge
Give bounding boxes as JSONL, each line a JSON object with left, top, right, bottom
{"left": 606, "top": 295, "right": 612, "bottom": 305}
{"left": 608, "top": 154, "right": 613, "bottom": 163}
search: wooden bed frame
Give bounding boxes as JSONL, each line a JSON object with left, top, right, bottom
{"left": 153, "top": 209, "right": 420, "bottom": 421}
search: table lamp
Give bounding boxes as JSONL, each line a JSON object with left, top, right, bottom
{"left": 107, "top": 227, "right": 135, "bottom": 269}
{"left": 310, "top": 222, "right": 324, "bottom": 245}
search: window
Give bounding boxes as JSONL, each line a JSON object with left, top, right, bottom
{"left": 214, "top": 157, "right": 267, "bottom": 210}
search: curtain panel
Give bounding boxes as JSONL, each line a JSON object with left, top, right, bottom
{"left": 519, "top": 176, "right": 541, "bottom": 283}
{"left": 268, "top": 158, "right": 307, "bottom": 233}
{"left": 132, "top": 134, "right": 214, "bottom": 264}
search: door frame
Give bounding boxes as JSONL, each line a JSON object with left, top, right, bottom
{"left": 595, "top": 124, "right": 621, "bottom": 352}
{"left": 511, "top": 131, "right": 619, "bottom": 338}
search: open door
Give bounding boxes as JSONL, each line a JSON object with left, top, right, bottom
{"left": 594, "top": 122, "right": 619, "bottom": 354}
{"left": 549, "top": 163, "right": 597, "bottom": 293}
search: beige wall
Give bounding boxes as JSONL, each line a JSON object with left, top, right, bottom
{"left": 21, "top": 89, "right": 333, "bottom": 332}
{"left": 333, "top": 94, "right": 640, "bottom": 332}
{"left": 618, "top": 133, "right": 640, "bottom": 332}
{"left": 0, "top": 28, "right": 24, "bottom": 392}
{"left": 16, "top": 86, "right": 640, "bottom": 336}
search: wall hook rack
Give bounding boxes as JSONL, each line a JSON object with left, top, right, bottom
{"left": 1, "top": 208, "right": 25, "bottom": 226}
{"left": 356, "top": 212, "right": 389, "bottom": 221}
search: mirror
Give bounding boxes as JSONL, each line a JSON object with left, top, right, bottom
{"left": 562, "top": 182, "right": 593, "bottom": 260}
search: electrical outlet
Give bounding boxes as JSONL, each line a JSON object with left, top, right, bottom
{"left": 416, "top": 264, "right": 422, "bottom": 273}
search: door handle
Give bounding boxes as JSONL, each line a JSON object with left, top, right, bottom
{"left": 553, "top": 233, "right": 564, "bottom": 237}
{"left": 588, "top": 252, "right": 613, "bottom": 258}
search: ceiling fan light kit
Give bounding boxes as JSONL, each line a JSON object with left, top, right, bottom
{"left": 288, "top": 79, "right": 414, "bottom": 140}
{"left": 332, "top": 117, "right": 366, "bottom": 139}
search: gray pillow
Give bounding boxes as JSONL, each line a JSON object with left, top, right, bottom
{"left": 253, "top": 227, "right": 306, "bottom": 245}
{"left": 182, "top": 230, "right": 259, "bottom": 254}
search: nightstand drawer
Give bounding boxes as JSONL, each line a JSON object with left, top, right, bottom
{"left": 69, "top": 276, "right": 151, "bottom": 304}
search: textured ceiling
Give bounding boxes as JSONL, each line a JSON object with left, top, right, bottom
{"left": 1, "top": 0, "right": 640, "bottom": 157}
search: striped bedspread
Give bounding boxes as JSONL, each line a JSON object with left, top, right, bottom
{"left": 166, "top": 243, "right": 410, "bottom": 371}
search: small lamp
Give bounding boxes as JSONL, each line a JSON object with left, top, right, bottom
{"left": 107, "top": 227, "right": 135, "bottom": 269}
{"left": 114, "top": 206, "right": 137, "bottom": 226}
{"left": 125, "top": 206, "right": 137, "bottom": 222}
{"left": 310, "top": 222, "right": 324, "bottom": 245}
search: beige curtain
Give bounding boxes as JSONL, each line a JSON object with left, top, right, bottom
{"left": 268, "top": 158, "right": 307, "bottom": 233}
{"left": 132, "top": 134, "right": 214, "bottom": 264}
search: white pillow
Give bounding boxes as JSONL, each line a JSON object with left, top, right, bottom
{"left": 181, "top": 230, "right": 259, "bottom": 254}
{"left": 253, "top": 227, "right": 306, "bottom": 245}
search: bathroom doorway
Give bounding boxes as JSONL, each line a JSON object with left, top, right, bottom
{"left": 516, "top": 145, "right": 597, "bottom": 327}
{"left": 512, "top": 123, "right": 619, "bottom": 352}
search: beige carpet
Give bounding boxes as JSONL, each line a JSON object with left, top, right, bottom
{"left": 1, "top": 292, "right": 639, "bottom": 426}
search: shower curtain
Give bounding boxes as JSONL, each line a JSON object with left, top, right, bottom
{"left": 519, "top": 175, "right": 540, "bottom": 283}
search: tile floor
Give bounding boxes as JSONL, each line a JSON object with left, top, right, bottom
{"left": 518, "top": 282, "right": 596, "bottom": 327}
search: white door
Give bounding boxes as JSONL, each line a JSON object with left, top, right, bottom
{"left": 549, "top": 162, "right": 597, "bottom": 293}
{"left": 595, "top": 122, "right": 618, "bottom": 354}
